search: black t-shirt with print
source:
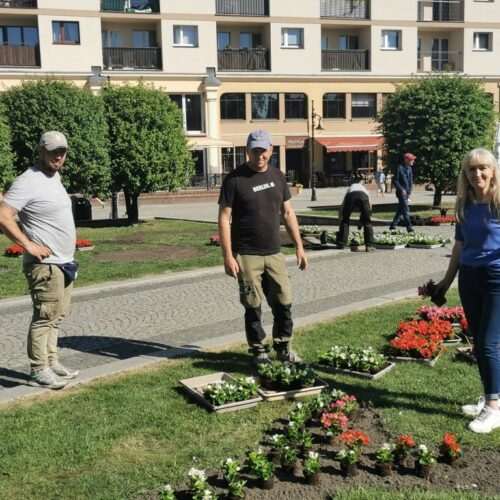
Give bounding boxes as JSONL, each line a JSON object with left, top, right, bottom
{"left": 218, "top": 163, "right": 291, "bottom": 255}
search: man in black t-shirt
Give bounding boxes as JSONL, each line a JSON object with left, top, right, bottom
{"left": 218, "top": 130, "right": 308, "bottom": 366}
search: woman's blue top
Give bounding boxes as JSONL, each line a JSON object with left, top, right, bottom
{"left": 455, "top": 203, "right": 500, "bottom": 267}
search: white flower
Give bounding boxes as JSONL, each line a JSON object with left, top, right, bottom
{"left": 225, "top": 457, "right": 234, "bottom": 464}
{"left": 296, "top": 402, "right": 303, "bottom": 409}
{"left": 188, "top": 467, "right": 205, "bottom": 480}
{"left": 284, "top": 367, "right": 291, "bottom": 375}
{"left": 418, "top": 444, "right": 428, "bottom": 453}
{"left": 271, "top": 434, "right": 281, "bottom": 442}
{"left": 245, "top": 376, "right": 255, "bottom": 383}
{"left": 202, "top": 489, "right": 213, "bottom": 499}
{"left": 382, "top": 443, "right": 392, "bottom": 451}
{"left": 308, "top": 451, "right": 319, "bottom": 459}
{"left": 163, "top": 484, "right": 173, "bottom": 492}
{"left": 288, "top": 421, "right": 296, "bottom": 428}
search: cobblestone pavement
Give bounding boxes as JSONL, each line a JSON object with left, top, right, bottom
{"left": 0, "top": 221, "right": 455, "bottom": 393}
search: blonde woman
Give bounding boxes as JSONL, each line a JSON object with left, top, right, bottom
{"left": 435, "top": 148, "right": 500, "bottom": 433}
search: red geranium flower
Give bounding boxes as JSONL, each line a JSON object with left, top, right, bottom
{"left": 339, "top": 430, "right": 370, "bottom": 449}
{"left": 4, "top": 244, "right": 25, "bottom": 257}
{"left": 76, "top": 239, "right": 94, "bottom": 248}
{"left": 440, "top": 432, "right": 462, "bottom": 458}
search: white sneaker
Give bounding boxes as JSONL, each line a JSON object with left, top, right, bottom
{"left": 461, "top": 395, "right": 485, "bottom": 417}
{"left": 50, "top": 363, "right": 79, "bottom": 379}
{"left": 28, "top": 367, "right": 67, "bottom": 390}
{"left": 468, "top": 406, "right": 500, "bottom": 434}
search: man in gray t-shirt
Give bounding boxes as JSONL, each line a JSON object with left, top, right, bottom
{"left": 0, "top": 131, "right": 79, "bottom": 390}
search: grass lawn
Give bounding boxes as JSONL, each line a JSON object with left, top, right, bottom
{"left": 0, "top": 290, "right": 495, "bottom": 500}
{"left": 299, "top": 202, "right": 455, "bottom": 220}
{"left": 0, "top": 219, "right": 296, "bottom": 299}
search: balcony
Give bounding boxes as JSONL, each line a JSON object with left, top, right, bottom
{"left": 102, "top": 47, "right": 162, "bottom": 70}
{"left": 417, "top": 1, "right": 463, "bottom": 22}
{"left": 100, "top": 0, "right": 160, "bottom": 13}
{"left": 218, "top": 48, "right": 270, "bottom": 71}
{"left": 320, "top": 0, "right": 369, "bottom": 19}
{"left": 0, "top": 0, "right": 37, "bottom": 7}
{"left": 216, "top": 0, "right": 269, "bottom": 16}
{"left": 322, "top": 49, "right": 369, "bottom": 71}
{"left": 0, "top": 44, "right": 39, "bottom": 66}
{"left": 418, "top": 51, "right": 462, "bottom": 72}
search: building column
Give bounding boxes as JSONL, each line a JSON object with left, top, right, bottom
{"left": 202, "top": 68, "right": 222, "bottom": 175}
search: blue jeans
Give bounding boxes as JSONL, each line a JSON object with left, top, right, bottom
{"left": 459, "top": 265, "right": 500, "bottom": 401}
{"left": 391, "top": 192, "right": 412, "bottom": 231}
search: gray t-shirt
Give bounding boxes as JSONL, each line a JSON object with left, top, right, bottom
{"left": 3, "top": 166, "right": 76, "bottom": 264}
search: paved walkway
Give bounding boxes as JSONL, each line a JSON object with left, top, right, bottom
{"left": 0, "top": 189, "right": 456, "bottom": 404}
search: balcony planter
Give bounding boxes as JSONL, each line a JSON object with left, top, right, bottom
{"left": 389, "top": 353, "right": 441, "bottom": 367}
{"left": 317, "top": 361, "right": 395, "bottom": 380}
{"left": 257, "top": 377, "right": 328, "bottom": 402}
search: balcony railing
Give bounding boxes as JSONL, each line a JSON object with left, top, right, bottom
{"left": 322, "top": 49, "right": 370, "bottom": 71}
{"left": 186, "top": 174, "right": 226, "bottom": 190}
{"left": 418, "top": 51, "right": 462, "bottom": 72}
{"left": 102, "top": 47, "right": 162, "bottom": 70}
{"left": 320, "top": 0, "right": 369, "bottom": 19}
{"left": 417, "top": 1, "right": 463, "bottom": 22}
{"left": 218, "top": 48, "right": 270, "bottom": 71}
{"left": 216, "top": 0, "right": 269, "bottom": 16}
{"left": 100, "top": 0, "right": 160, "bottom": 13}
{"left": 0, "top": 0, "right": 37, "bottom": 7}
{"left": 0, "top": 44, "right": 40, "bottom": 66}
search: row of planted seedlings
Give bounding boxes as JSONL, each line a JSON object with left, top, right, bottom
{"left": 160, "top": 387, "right": 465, "bottom": 499}
{"left": 299, "top": 226, "right": 451, "bottom": 249}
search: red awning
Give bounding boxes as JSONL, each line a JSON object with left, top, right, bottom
{"left": 316, "top": 136, "right": 384, "bottom": 153}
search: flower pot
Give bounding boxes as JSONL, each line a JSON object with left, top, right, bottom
{"left": 340, "top": 462, "right": 358, "bottom": 478}
{"left": 282, "top": 460, "right": 299, "bottom": 476}
{"left": 416, "top": 463, "right": 434, "bottom": 478}
{"left": 304, "top": 471, "right": 321, "bottom": 485}
{"left": 258, "top": 476, "right": 275, "bottom": 490}
{"left": 394, "top": 454, "right": 410, "bottom": 468}
{"left": 375, "top": 462, "right": 393, "bottom": 477}
{"left": 443, "top": 455, "right": 462, "bottom": 467}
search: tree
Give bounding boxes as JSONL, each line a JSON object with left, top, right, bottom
{"left": 1, "top": 79, "right": 110, "bottom": 198}
{"left": 378, "top": 76, "right": 496, "bottom": 206}
{"left": 102, "top": 82, "right": 194, "bottom": 223}
{"left": 0, "top": 104, "right": 14, "bottom": 192}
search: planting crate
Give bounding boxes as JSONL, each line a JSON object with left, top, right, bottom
{"left": 389, "top": 354, "right": 440, "bottom": 367}
{"left": 407, "top": 243, "right": 443, "bottom": 249}
{"left": 257, "top": 377, "right": 329, "bottom": 402}
{"left": 180, "top": 372, "right": 262, "bottom": 413}
{"left": 316, "top": 361, "right": 395, "bottom": 380}
{"left": 374, "top": 244, "right": 406, "bottom": 250}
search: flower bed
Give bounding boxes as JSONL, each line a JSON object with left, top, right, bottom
{"left": 373, "top": 232, "right": 409, "bottom": 249}
{"left": 76, "top": 239, "right": 95, "bottom": 251}
{"left": 4, "top": 245, "right": 24, "bottom": 257}
{"left": 316, "top": 345, "right": 395, "bottom": 379}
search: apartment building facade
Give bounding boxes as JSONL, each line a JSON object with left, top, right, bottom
{"left": 0, "top": 0, "right": 499, "bottom": 187}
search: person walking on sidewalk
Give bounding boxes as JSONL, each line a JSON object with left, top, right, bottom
{"left": 375, "top": 169, "right": 386, "bottom": 196}
{"left": 336, "top": 171, "right": 375, "bottom": 251}
{"left": 434, "top": 148, "right": 500, "bottom": 433}
{"left": 218, "top": 130, "right": 308, "bottom": 366}
{"left": 389, "top": 153, "right": 416, "bottom": 232}
{"left": 0, "top": 131, "right": 79, "bottom": 390}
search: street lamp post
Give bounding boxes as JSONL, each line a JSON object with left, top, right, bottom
{"left": 309, "top": 100, "right": 324, "bottom": 202}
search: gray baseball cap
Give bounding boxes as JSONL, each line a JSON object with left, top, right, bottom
{"left": 39, "top": 131, "right": 68, "bottom": 151}
{"left": 247, "top": 129, "right": 272, "bottom": 150}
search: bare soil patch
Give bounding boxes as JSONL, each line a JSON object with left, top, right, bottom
{"left": 92, "top": 245, "right": 204, "bottom": 262}
{"left": 143, "top": 407, "right": 498, "bottom": 499}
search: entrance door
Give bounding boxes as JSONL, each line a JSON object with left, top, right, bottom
{"left": 285, "top": 149, "right": 306, "bottom": 184}
{"left": 431, "top": 38, "right": 449, "bottom": 71}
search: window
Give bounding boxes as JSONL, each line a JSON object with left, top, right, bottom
{"left": 0, "top": 26, "right": 38, "bottom": 46}
{"left": 169, "top": 94, "right": 203, "bottom": 133}
{"left": 133, "top": 30, "right": 156, "bottom": 48}
{"left": 323, "top": 93, "right": 346, "bottom": 119}
{"left": 281, "top": 28, "right": 303, "bottom": 48}
{"left": 251, "top": 93, "right": 279, "bottom": 120}
{"left": 102, "top": 30, "right": 121, "bottom": 48}
{"left": 269, "top": 146, "right": 280, "bottom": 169}
{"left": 351, "top": 93, "right": 376, "bottom": 118}
{"left": 473, "top": 32, "right": 491, "bottom": 51}
{"left": 381, "top": 30, "right": 401, "bottom": 50}
{"left": 52, "top": 21, "right": 80, "bottom": 44}
{"left": 285, "top": 93, "right": 307, "bottom": 119}
{"left": 240, "top": 32, "right": 261, "bottom": 48}
{"left": 217, "top": 32, "right": 230, "bottom": 50}
{"left": 339, "top": 35, "right": 358, "bottom": 50}
{"left": 220, "top": 93, "right": 246, "bottom": 120}
{"left": 222, "top": 146, "right": 246, "bottom": 173}
{"left": 321, "top": 35, "right": 329, "bottom": 50}
{"left": 173, "top": 26, "right": 198, "bottom": 47}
